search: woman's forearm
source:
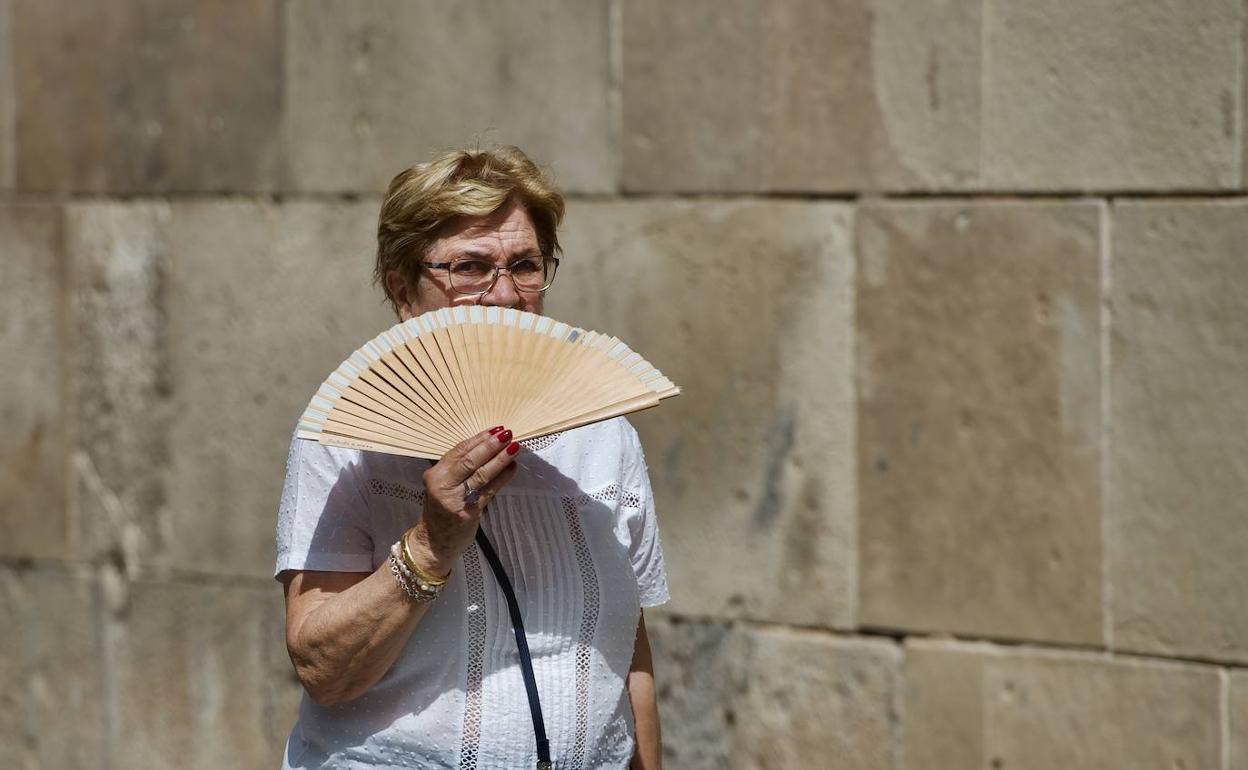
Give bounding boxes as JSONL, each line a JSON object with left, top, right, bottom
{"left": 629, "top": 613, "right": 663, "bottom": 770}
{"left": 285, "top": 564, "right": 434, "bottom": 706}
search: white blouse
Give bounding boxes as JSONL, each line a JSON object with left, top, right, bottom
{"left": 274, "top": 418, "right": 669, "bottom": 770}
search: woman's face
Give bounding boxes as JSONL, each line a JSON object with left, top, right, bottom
{"left": 387, "top": 200, "right": 547, "bottom": 320}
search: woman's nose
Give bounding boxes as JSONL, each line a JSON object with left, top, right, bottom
{"left": 479, "top": 270, "right": 521, "bottom": 307}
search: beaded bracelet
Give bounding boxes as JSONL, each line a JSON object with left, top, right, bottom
{"left": 389, "top": 541, "right": 444, "bottom": 603}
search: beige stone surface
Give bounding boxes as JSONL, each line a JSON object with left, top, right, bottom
{"left": 13, "top": 0, "right": 281, "bottom": 193}
{"left": 621, "top": 0, "right": 980, "bottom": 192}
{"left": 648, "top": 615, "right": 900, "bottom": 770}
{"left": 1232, "top": 671, "right": 1248, "bottom": 770}
{"left": 902, "top": 640, "right": 987, "bottom": 770}
{"left": 0, "top": 0, "right": 13, "bottom": 190}
{"left": 903, "top": 640, "right": 1223, "bottom": 770}
{"left": 984, "top": 654, "right": 1221, "bottom": 770}
{"left": 0, "top": 204, "right": 67, "bottom": 560}
{"left": 283, "top": 0, "right": 613, "bottom": 194}
{"left": 983, "top": 0, "right": 1242, "bottom": 190}
{"left": 0, "top": 566, "right": 103, "bottom": 768}
{"left": 108, "top": 579, "right": 298, "bottom": 768}
{"left": 67, "top": 203, "right": 172, "bottom": 570}
{"left": 857, "top": 202, "right": 1103, "bottom": 644}
{"left": 549, "top": 200, "right": 856, "bottom": 628}
{"left": 163, "top": 201, "right": 393, "bottom": 577}
{"left": 1108, "top": 201, "right": 1248, "bottom": 662}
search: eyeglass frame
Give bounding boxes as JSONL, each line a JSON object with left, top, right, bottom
{"left": 420, "top": 255, "right": 560, "bottom": 296}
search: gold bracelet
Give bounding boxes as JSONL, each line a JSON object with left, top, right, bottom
{"left": 401, "top": 527, "right": 450, "bottom": 587}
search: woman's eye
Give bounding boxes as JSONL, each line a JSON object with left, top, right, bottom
{"left": 510, "top": 259, "right": 541, "bottom": 275}
{"left": 452, "top": 260, "right": 491, "bottom": 276}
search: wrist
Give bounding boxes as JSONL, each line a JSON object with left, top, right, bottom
{"left": 404, "top": 522, "right": 457, "bottom": 578}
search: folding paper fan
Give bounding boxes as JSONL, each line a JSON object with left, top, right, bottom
{"left": 296, "top": 307, "right": 681, "bottom": 459}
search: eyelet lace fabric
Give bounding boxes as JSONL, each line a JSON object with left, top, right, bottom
{"left": 520, "top": 432, "right": 563, "bottom": 452}
{"left": 366, "top": 478, "right": 426, "bottom": 504}
{"left": 561, "top": 497, "right": 602, "bottom": 770}
{"left": 458, "top": 547, "right": 488, "bottom": 769}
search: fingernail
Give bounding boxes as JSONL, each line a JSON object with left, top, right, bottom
{"left": 497, "top": 430, "right": 513, "bottom": 443}
{"left": 488, "top": 426, "right": 504, "bottom": 435}
{"left": 506, "top": 441, "right": 520, "bottom": 455}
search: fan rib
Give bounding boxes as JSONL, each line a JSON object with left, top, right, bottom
{"left": 389, "top": 335, "right": 470, "bottom": 442}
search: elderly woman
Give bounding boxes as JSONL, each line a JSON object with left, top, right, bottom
{"left": 275, "top": 146, "right": 668, "bottom": 769}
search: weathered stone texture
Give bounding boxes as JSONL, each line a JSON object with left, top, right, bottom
{"left": 1108, "top": 202, "right": 1248, "bottom": 662}
{"left": 163, "top": 201, "right": 393, "bottom": 577}
{"left": 0, "top": 567, "right": 103, "bottom": 768}
{"left": 107, "top": 580, "right": 298, "bottom": 768}
{"left": 648, "top": 616, "right": 900, "bottom": 770}
{"left": 903, "top": 641, "right": 1223, "bottom": 770}
{"left": 283, "top": 0, "right": 612, "bottom": 194}
{"left": 984, "top": 654, "right": 1220, "bottom": 770}
{"left": 550, "top": 201, "right": 855, "bottom": 628}
{"left": 13, "top": 0, "right": 281, "bottom": 193}
{"left": 902, "top": 641, "right": 986, "bottom": 769}
{"left": 0, "top": 0, "right": 14, "bottom": 190}
{"left": 857, "top": 202, "right": 1102, "bottom": 644}
{"left": 622, "top": 0, "right": 980, "bottom": 192}
{"left": 983, "top": 0, "right": 1242, "bottom": 190}
{"left": 1232, "top": 672, "right": 1248, "bottom": 770}
{"left": 0, "top": 205, "right": 67, "bottom": 560}
{"left": 68, "top": 203, "right": 173, "bottom": 570}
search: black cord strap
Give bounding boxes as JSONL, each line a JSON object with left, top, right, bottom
{"left": 475, "top": 527, "right": 553, "bottom": 769}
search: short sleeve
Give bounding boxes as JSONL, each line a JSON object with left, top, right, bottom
{"left": 274, "top": 434, "right": 376, "bottom": 579}
{"left": 616, "top": 421, "right": 670, "bottom": 608}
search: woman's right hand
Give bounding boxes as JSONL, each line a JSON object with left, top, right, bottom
{"left": 405, "top": 426, "right": 521, "bottom": 576}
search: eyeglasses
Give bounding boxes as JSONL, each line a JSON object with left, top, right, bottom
{"left": 422, "top": 255, "right": 560, "bottom": 296}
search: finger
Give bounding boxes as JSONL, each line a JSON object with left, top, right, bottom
{"left": 471, "top": 458, "right": 520, "bottom": 512}
{"left": 434, "top": 427, "right": 506, "bottom": 486}
{"left": 441, "top": 426, "right": 505, "bottom": 467}
{"left": 465, "top": 439, "right": 521, "bottom": 495}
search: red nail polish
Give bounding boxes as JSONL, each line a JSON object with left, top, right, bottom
{"left": 506, "top": 441, "right": 520, "bottom": 455}
{"left": 497, "top": 430, "right": 513, "bottom": 443}
{"left": 488, "top": 426, "right": 504, "bottom": 435}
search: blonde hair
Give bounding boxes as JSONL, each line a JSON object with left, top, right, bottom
{"left": 375, "top": 146, "right": 566, "bottom": 311}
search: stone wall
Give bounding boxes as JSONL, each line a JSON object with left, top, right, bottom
{"left": 2, "top": 1, "right": 1246, "bottom": 768}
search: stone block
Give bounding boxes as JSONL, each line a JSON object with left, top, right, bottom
{"left": 107, "top": 579, "right": 296, "bottom": 768}
{"left": 163, "top": 201, "right": 393, "bottom": 577}
{"left": 902, "top": 640, "right": 1223, "bottom": 770}
{"left": 621, "top": 0, "right": 981, "bottom": 192}
{"left": 0, "top": 566, "right": 103, "bottom": 768}
{"left": 0, "top": 0, "right": 13, "bottom": 190}
{"left": 0, "top": 204, "right": 68, "bottom": 560}
{"left": 549, "top": 201, "right": 855, "bottom": 629}
{"left": 857, "top": 202, "right": 1103, "bottom": 644}
{"left": 1232, "top": 672, "right": 1248, "bottom": 770}
{"left": 648, "top": 616, "right": 901, "bottom": 770}
{"left": 67, "top": 203, "right": 173, "bottom": 570}
{"left": 984, "top": 654, "right": 1220, "bottom": 770}
{"left": 283, "top": 0, "right": 613, "bottom": 194}
{"left": 983, "top": 0, "right": 1242, "bottom": 190}
{"left": 13, "top": 0, "right": 281, "bottom": 193}
{"left": 902, "top": 640, "right": 987, "bottom": 769}
{"left": 1108, "top": 201, "right": 1248, "bottom": 662}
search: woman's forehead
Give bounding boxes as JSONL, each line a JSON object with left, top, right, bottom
{"left": 438, "top": 203, "right": 538, "bottom": 254}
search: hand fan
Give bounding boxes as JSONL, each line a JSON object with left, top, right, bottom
{"left": 296, "top": 307, "right": 681, "bottom": 459}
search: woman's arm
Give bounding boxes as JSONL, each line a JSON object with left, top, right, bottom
{"left": 283, "top": 427, "right": 520, "bottom": 705}
{"left": 628, "top": 611, "right": 662, "bottom": 770}
{"left": 283, "top": 563, "right": 431, "bottom": 705}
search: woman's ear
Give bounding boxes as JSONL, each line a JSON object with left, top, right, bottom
{"left": 385, "top": 269, "right": 415, "bottom": 320}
